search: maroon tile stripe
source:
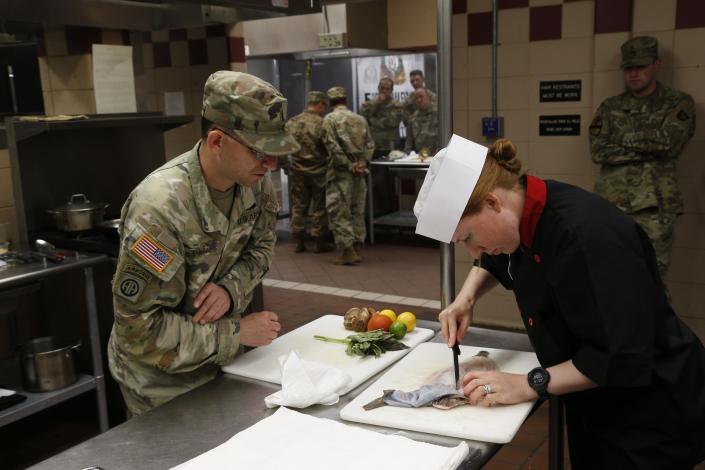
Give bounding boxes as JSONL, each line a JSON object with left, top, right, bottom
{"left": 676, "top": 0, "right": 705, "bottom": 29}
{"left": 229, "top": 36, "right": 246, "bottom": 63}
{"left": 530, "top": 5, "right": 562, "bottom": 42}
{"left": 499, "top": 0, "right": 529, "bottom": 9}
{"left": 189, "top": 38, "right": 208, "bottom": 66}
{"left": 153, "top": 42, "right": 171, "bottom": 68}
{"left": 452, "top": 0, "right": 466, "bottom": 15}
{"left": 65, "top": 25, "right": 102, "bottom": 55}
{"left": 594, "top": 0, "right": 632, "bottom": 34}
{"left": 468, "top": 11, "right": 493, "bottom": 46}
{"left": 169, "top": 28, "right": 187, "bottom": 41}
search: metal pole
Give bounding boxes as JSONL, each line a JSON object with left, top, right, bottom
{"left": 84, "top": 266, "right": 109, "bottom": 432}
{"left": 491, "top": 0, "right": 498, "bottom": 117}
{"left": 437, "top": 0, "right": 454, "bottom": 309}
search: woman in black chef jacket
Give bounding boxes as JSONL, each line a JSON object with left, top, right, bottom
{"left": 415, "top": 138, "right": 705, "bottom": 469}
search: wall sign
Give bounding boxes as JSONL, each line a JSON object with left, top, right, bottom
{"left": 539, "top": 80, "right": 581, "bottom": 102}
{"left": 539, "top": 115, "right": 581, "bottom": 136}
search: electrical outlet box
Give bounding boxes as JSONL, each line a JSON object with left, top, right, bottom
{"left": 482, "top": 116, "right": 504, "bottom": 138}
{"left": 318, "top": 32, "right": 347, "bottom": 49}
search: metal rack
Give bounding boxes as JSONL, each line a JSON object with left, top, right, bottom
{"left": 0, "top": 253, "right": 110, "bottom": 432}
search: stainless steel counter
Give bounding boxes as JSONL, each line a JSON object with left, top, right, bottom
{"left": 29, "top": 321, "right": 535, "bottom": 470}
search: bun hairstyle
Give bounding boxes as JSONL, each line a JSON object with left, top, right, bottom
{"left": 463, "top": 138, "right": 524, "bottom": 216}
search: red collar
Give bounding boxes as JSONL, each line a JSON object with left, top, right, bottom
{"left": 519, "top": 175, "right": 547, "bottom": 249}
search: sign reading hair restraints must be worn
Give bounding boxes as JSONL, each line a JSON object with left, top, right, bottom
{"left": 539, "top": 80, "right": 581, "bottom": 102}
{"left": 539, "top": 115, "right": 581, "bottom": 136}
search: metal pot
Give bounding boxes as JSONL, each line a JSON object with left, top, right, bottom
{"left": 96, "top": 218, "right": 121, "bottom": 232}
{"left": 18, "top": 336, "right": 81, "bottom": 392}
{"left": 47, "top": 194, "right": 109, "bottom": 232}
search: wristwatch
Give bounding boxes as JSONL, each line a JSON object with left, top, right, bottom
{"left": 527, "top": 367, "right": 551, "bottom": 400}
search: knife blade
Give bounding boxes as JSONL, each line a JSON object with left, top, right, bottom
{"left": 452, "top": 343, "right": 460, "bottom": 388}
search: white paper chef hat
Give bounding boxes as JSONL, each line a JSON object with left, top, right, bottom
{"left": 414, "top": 134, "right": 488, "bottom": 243}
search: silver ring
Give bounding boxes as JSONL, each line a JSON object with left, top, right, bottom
{"left": 483, "top": 383, "right": 492, "bottom": 394}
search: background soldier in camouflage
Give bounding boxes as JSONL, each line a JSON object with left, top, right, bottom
{"left": 403, "top": 69, "right": 437, "bottom": 116}
{"left": 322, "top": 86, "right": 375, "bottom": 265}
{"left": 360, "top": 77, "right": 406, "bottom": 159}
{"left": 284, "top": 91, "right": 334, "bottom": 254}
{"left": 590, "top": 36, "right": 695, "bottom": 277}
{"left": 404, "top": 88, "right": 439, "bottom": 155}
{"left": 108, "top": 71, "right": 300, "bottom": 416}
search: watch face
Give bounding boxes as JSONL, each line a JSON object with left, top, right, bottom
{"left": 530, "top": 369, "right": 547, "bottom": 386}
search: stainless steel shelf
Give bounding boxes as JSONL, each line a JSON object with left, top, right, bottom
{"left": 373, "top": 210, "right": 418, "bottom": 228}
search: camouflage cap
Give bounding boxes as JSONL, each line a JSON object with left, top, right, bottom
{"left": 621, "top": 36, "right": 658, "bottom": 68}
{"left": 327, "top": 86, "right": 347, "bottom": 100}
{"left": 307, "top": 91, "right": 328, "bottom": 104}
{"left": 202, "top": 70, "right": 300, "bottom": 157}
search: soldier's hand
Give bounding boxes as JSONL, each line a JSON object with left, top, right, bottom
{"left": 240, "top": 311, "right": 281, "bottom": 347}
{"left": 193, "top": 282, "right": 232, "bottom": 324}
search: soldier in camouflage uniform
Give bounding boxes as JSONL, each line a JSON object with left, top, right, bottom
{"left": 284, "top": 91, "right": 334, "bottom": 254}
{"left": 322, "top": 86, "right": 375, "bottom": 265}
{"left": 360, "top": 77, "right": 406, "bottom": 159}
{"left": 108, "top": 71, "right": 300, "bottom": 416}
{"left": 404, "top": 88, "right": 439, "bottom": 155}
{"left": 403, "top": 69, "right": 437, "bottom": 116}
{"left": 590, "top": 36, "right": 695, "bottom": 277}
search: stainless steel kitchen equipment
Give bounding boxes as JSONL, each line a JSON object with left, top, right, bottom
{"left": 46, "top": 194, "right": 109, "bottom": 232}
{"left": 18, "top": 336, "right": 81, "bottom": 392}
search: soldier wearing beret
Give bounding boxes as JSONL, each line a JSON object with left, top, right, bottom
{"left": 108, "top": 71, "right": 300, "bottom": 416}
{"left": 284, "top": 91, "right": 334, "bottom": 254}
{"left": 322, "top": 86, "right": 375, "bottom": 265}
{"left": 590, "top": 36, "right": 695, "bottom": 278}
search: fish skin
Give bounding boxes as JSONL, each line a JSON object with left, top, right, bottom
{"left": 432, "top": 396, "right": 469, "bottom": 410}
{"left": 425, "top": 350, "right": 498, "bottom": 387}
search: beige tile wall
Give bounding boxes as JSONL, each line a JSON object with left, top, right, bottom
{"left": 0, "top": 149, "right": 19, "bottom": 247}
{"left": 390, "top": 1, "right": 705, "bottom": 338}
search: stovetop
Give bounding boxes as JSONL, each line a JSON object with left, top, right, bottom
{"left": 33, "top": 230, "right": 120, "bottom": 257}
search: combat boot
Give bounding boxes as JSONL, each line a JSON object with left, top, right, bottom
{"left": 352, "top": 242, "right": 363, "bottom": 263}
{"left": 313, "top": 236, "right": 334, "bottom": 253}
{"left": 294, "top": 233, "right": 306, "bottom": 253}
{"left": 333, "top": 246, "right": 357, "bottom": 265}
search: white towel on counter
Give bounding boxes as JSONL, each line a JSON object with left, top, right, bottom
{"left": 263, "top": 350, "right": 351, "bottom": 408}
{"left": 171, "top": 406, "right": 469, "bottom": 470}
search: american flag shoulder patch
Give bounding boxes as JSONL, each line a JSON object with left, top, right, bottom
{"left": 130, "top": 233, "right": 175, "bottom": 273}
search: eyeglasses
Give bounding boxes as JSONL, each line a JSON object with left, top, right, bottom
{"left": 214, "top": 128, "right": 272, "bottom": 161}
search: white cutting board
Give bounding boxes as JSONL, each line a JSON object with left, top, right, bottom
{"left": 222, "top": 315, "right": 434, "bottom": 395}
{"left": 340, "top": 342, "right": 540, "bottom": 443}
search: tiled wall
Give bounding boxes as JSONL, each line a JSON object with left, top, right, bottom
{"left": 445, "top": 0, "right": 705, "bottom": 336}
{"left": 35, "top": 23, "right": 246, "bottom": 159}
{"left": 0, "top": 148, "right": 19, "bottom": 248}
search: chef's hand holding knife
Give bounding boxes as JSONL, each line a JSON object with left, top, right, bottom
{"left": 439, "top": 293, "right": 534, "bottom": 407}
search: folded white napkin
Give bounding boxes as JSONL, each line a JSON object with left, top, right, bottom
{"left": 172, "top": 407, "right": 469, "bottom": 470}
{"left": 264, "top": 350, "right": 351, "bottom": 409}
{"left": 0, "top": 388, "right": 16, "bottom": 397}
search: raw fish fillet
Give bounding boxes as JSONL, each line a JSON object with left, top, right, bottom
{"left": 363, "top": 350, "right": 498, "bottom": 411}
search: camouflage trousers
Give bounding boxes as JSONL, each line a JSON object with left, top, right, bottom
{"left": 289, "top": 170, "right": 328, "bottom": 237}
{"left": 326, "top": 171, "right": 367, "bottom": 248}
{"left": 631, "top": 208, "right": 678, "bottom": 278}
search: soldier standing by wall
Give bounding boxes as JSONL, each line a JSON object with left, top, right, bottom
{"left": 284, "top": 91, "right": 334, "bottom": 254}
{"left": 404, "top": 88, "right": 440, "bottom": 155}
{"left": 322, "top": 86, "right": 375, "bottom": 265}
{"left": 108, "top": 71, "right": 299, "bottom": 416}
{"left": 590, "top": 36, "right": 695, "bottom": 278}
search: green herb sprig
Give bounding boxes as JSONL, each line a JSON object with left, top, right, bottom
{"left": 314, "top": 329, "right": 409, "bottom": 358}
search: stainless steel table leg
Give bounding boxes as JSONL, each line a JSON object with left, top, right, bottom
{"left": 549, "top": 396, "right": 564, "bottom": 470}
{"left": 367, "top": 170, "right": 374, "bottom": 244}
{"left": 84, "top": 266, "right": 109, "bottom": 432}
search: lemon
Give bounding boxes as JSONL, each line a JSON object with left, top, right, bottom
{"left": 379, "top": 309, "right": 397, "bottom": 322}
{"left": 397, "top": 311, "right": 416, "bottom": 332}
{"left": 389, "top": 321, "right": 407, "bottom": 340}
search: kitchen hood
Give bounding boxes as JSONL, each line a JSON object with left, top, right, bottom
{"left": 0, "top": 0, "right": 322, "bottom": 32}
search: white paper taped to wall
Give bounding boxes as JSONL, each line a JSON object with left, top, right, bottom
{"left": 93, "top": 44, "right": 137, "bottom": 113}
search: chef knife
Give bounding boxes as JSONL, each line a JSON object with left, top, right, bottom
{"left": 452, "top": 343, "right": 460, "bottom": 388}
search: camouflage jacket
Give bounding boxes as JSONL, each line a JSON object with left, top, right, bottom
{"left": 108, "top": 142, "right": 278, "bottom": 409}
{"left": 404, "top": 104, "right": 440, "bottom": 154}
{"left": 403, "top": 88, "right": 437, "bottom": 115}
{"left": 284, "top": 110, "right": 328, "bottom": 175}
{"left": 589, "top": 82, "right": 695, "bottom": 214}
{"left": 359, "top": 98, "right": 407, "bottom": 151}
{"left": 322, "top": 105, "right": 375, "bottom": 173}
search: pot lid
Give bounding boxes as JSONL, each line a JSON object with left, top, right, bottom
{"left": 53, "top": 194, "right": 109, "bottom": 212}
